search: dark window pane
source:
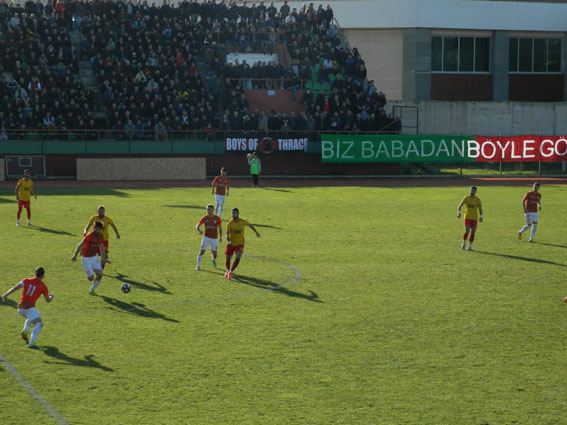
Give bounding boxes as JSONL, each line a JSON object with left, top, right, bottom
{"left": 548, "top": 38, "right": 561, "bottom": 72}
{"left": 533, "top": 38, "right": 546, "bottom": 72}
{"left": 519, "top": 38, "right": 533, "bottom": 72}
{"left": 509, "top": 38, "right": 518, "bottom": 72}
{"left": 443, "top": 37, "right": 458, "bottom": 72}
{"left": 431, "top": 36, "right": 442, "bottom": 71}
{"left": 459, "top": 37, "right": 474, "bottom": 71}
{"left": 475, "top": 38, "right": 489, "bottom": 72}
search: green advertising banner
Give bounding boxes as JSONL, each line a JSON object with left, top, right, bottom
{"left": 321, "top": 134, "right": 477, "bottom": 163}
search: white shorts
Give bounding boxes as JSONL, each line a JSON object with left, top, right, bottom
{"left": 215, "top": 194, "right": 225, "bottom": 206}
{"left": 200, "top": 236, "right": 219, "bottom": 251}
{"left": 18, "top": 307, "right": 41, "bottom": 321}
{"left": 525, "top": 212, "right": 539, "bottom": 225}
{"left": 82, "top": 255, "right": 102, "bottom": 277}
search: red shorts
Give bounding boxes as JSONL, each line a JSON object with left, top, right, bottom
{"left": 225, "top": 244, "right": 244, "bottom": 256}
{"left": 18, "top": 200, "right": 30, "bottom": 208}
{"left": 464, "top": 219, "right": 478, "bottom": 229}
{"left": 102, "top": 240, "right": 109, "bottom": 253}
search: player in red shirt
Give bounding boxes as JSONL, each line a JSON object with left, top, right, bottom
{"left": 518, "top": 182, "right": 542, "bottom": 243}
{"left": 211, "top": 167, "right": 230, "bottom": 217}
{"left": 71, "top": 221, "right": 109, "bottom": 294}
{"left": 195, "top": 204, "right": 223, "bottom": 270}
{"left": 2, "top": 267, "right": 54, "bottom": 349}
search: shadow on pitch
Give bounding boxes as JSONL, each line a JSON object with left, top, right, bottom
{"left": 113, "top": 273, "right": 172, "bottom": 294}
{"left": 253, "top": 223, "right": 283, "bottom": 230}
{"left": 98, "top": 295, "right": 179, "bottom": 323}
{"left": 41, "top": 346, "right": 114, "bottom": 372}
{"left": 475, "top": 250, "right": 566, "bottom": 267}
{"left": 22, "top": 225, "right": 75, "bottom": 236}
{"left": 1, "top": 298, "right": 18, "bottom": 309}
{"left": 0, "top": 197, "right": 16, "bottom": 204}
{"left": 261, "top": 187, "right": 292, "bottom": 193}
{"left": 530, "top": 241, "right": 567, "bottom": 249}
{"left": 162, "top": 204, "right": 204, "bottom": 210}
{"left": 232, "top": 273, "right": 322, "bottom": 303}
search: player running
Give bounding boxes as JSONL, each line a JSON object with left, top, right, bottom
{"left": 2, "top": 267, "right": 54, "bottom": 349}
{"left": 224, "top": 208, "right": 260, "bottom": 280}
{"left": 457, "top": 186, "right": 483, "bottom": 251}
{"left": 83, "top": 206, "right": 120, "bottom": 269}
{"left": 518, "top": 182, "right": 542, "bottom": 243}
{"left": 212, "top": 167, "right": 230, "bottom": 217}
{"left": 15, "top": 169, "right": 37, "bottom": 226}
{"left": 195, "top": 204, "right": 222, "bottom": 270}
{"left": 71, "top": 221, "right": 109, "bottom": 294}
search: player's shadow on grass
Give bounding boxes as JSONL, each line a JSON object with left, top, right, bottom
{"left": 22, "top": 226, "right": 75, "bottom": 236}
{"left": 530, "top": 241, "right": 567, "bottom": 249}
{"left": 253, "top": 223, "right": 283, "bottom": 230}
{"left": 163, "top": 204, "right": 204, "bottom": 210}
{"left": 98, "top": 295, "right": 179, "bottom": 323}
{"left": 41, "top": 346, "right": 114, "bottom": 372}
{"left": 1, "top": 299, "right": 18, "bottom": 308}
{"left": 0, "top": 198, "right": 16, "bottom": 204}
{"left": 261, "top": 188, "right": 292, "bottom": 193}
{"left": 232, "top": 274, "right": 322, "bottom": 303}
{"left": 475, "top": 250, "right": 566, "bottom": 267}
{"left": 113, "top": 273, "right": 172, "bottom": 294}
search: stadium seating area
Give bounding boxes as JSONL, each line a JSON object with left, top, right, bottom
{"left": 0, "top": 0, "right": 399, "bottom": 140}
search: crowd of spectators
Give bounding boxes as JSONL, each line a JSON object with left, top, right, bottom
{"left": 0, "top": 0, "right": 98, "bottom": 140}
{"left": 0, "top": 0, "right": 398, "bottom": 141}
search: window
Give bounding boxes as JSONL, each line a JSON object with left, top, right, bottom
{"left": 431, "top": 36, "right": 490, "bottom": 72}
{"left": 509, "top": 37, "right": 562, "bottom": 73}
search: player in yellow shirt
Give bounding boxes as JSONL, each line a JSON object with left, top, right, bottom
{"left": 224, "top": 208, "right": 260, "bottom": 280}
{"left": 15, "top": 169, "right": 37, "bottom": 226}
{"left": 83, "top": 206, "right": 120, "bottom": 269}
{"left": 457, "top": 186, "right": 483, "bottom": 251}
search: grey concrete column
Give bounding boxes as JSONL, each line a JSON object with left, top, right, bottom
{"left": 402, "top": 29, "right": 431, "bottom": 101}
{"left": 492, "top": 31, "right": 509, "bottom": 101}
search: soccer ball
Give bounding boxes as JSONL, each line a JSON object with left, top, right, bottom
{"left": 121, "top": 283, "right": 131, "bottom": 293}
{"left": 247, "top": 153, "right": 252, "bottom": 160}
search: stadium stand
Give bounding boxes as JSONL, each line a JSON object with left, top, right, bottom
{"left": 0, "top": 0, "right": 400, "bottom": 141}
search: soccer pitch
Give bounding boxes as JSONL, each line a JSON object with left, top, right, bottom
{"left": 1, "top": 183, "right": 566, "bottom": 425}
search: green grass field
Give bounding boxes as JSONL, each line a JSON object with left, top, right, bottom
{"left": 1, "top": 183, "right": 566, "bottom": 425}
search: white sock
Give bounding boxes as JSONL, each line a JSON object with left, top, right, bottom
{"left": 219, "top": 205, "right": 223, "bottom": 216}
{"left": 519, "top": 224, "right": 530, "bottom": 234}
{"left": 30, "top": 322, "right": 42, "bottom": 344}
{"left": 89, "top": 279, "right": 100, "bottom": 293}
{"left": 197, "top": 254, "right": 203, "bottom": 267}
{"left": 22, "top": 319, "right": 31, "bottom": 333}
{"left": 530, "top": 223, "right": 537, "bottom": 240}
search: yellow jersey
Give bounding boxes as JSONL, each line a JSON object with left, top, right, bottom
{"left": 17, "top": 179, "right": 34, "bottom": 201}
{"left": 88, "top": 215, "right": 114, "bottom": 241}
{"left": 226, "top": 219, "right": 250, "bottom": 246}
{"left": 461, "top": 196, "right": 482, "bottom": 220}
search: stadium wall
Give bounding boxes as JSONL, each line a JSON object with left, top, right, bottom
{"left": 76, "top": 158, "right": 206, "bottom": 180}
{"left": 390, "top": 100, "right": 567, "bottom": 135}
{"left": 0, "top": 159, "right": 4, "bottom": 181}
{"left": 0, "top": 152, "right": 399, "bottom": 179}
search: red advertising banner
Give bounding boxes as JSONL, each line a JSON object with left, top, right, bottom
{"left": 473, "top": 136, "right": 567, "bottom": 162}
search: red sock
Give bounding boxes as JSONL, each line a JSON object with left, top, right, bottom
{"left": 462, "top": 232, "right": 468, "bottom": 240}
{"left": 26, "top": 208, "right": 31, "bottom": 219}
{"left": 17, "top": 206, "right": 22, "bottom": 219}
{"left": 225, "top": 256, "right": 231, "bottom": 270}
{"left": 231, "top": 257, "right": 240, "bottom": 271}
{"left": 469, "top": 234, "right": 475, "bottom": 243}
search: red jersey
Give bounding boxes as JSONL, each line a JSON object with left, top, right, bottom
{"left": 212, "top": 176, "right": 230, "bottom": 196}
{"left": 18, "top": 278, "right": 48, "bottom": 309}
{"left": 199, "top": 215, "right": 222, "bottom": 239}
{"left": 82, "top": 231, "right": 104, "bottom": 257}
{"left": 523, "top": 191, "right": 541, "bottom": 213}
